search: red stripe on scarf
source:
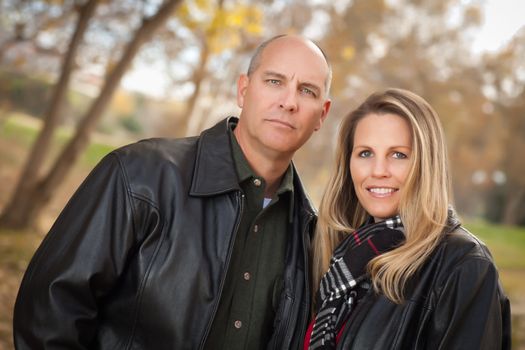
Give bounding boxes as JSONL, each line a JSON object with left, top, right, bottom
{"left": 303, "top": 319, "right": 347, "bottom": 350}
{"left": 367, "top": 238, "right": 380, "bottom": 255}
{"left": 352, "top": 230, "right": 361, "bottom": 245}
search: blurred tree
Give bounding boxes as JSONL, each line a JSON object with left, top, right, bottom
{"left": 0, "top": 0, "right": 183, "bottom": 230}
{"left": 1, "top": 0, "right": 522, "bottom": 228}
{"left": 175, "top": 0, "right": 264, "bottom": 136}
{"left": 156, "top": 0, "right": 328, "bottom": 137}
{"left": 310, "top": 0, "right": 511, "bottom": 216}
{"left": 482, "top": 29, "right": 525, "bottom": 225}
{"left": 142, "top": 0, "right": 322, "bottom": 138}
{"left": 0, "top": 0, "right": 77, "bottom": 65}
{"left": 0, "top": 0, "right": 100, "bottom": 229}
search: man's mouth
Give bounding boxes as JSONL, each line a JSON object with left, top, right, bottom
{"left": 266, "top": 118, "right": 295, "bottom": 129}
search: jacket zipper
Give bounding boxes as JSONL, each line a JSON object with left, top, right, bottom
{"left": 297, "top": 213, "right": 314, "bottom": 342}
{"left": 199, "top": 191, "right": 244, "bottom": 350}
{"left": 290, "top": 212, "right": 314, "bottom": 347}
{"left": 269, "top": 211, "right": 314, "bottom": 349}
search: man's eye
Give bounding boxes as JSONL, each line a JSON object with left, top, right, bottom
{"left": 300, "top": 87, "right": 316, "bottom": 97}
{"left": 267, "top": 79, "right": 281, "bottom": 85}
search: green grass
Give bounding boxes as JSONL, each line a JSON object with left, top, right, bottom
{"left": 464, "top": 221, "right": 525, "bottom": 269}
{"left": 0, "top": 113, "right": 117, "bottom": 167}
{"left": 81, "top": 142, "right": 115, "bottom": 166}
{"left": 464, "top": 221, "right": 525, "bottom": 303}
{"left": 0, "top": 113, "right": 37, "bottom": 147}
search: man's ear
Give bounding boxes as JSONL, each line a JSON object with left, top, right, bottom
{"left": 237, "top": 74, "right": 249, "bottom": 108}
{"left": 316, "top": 99, "right": 332, "bottom": 130}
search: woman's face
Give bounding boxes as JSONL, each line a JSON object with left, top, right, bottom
{"left": 350, "top": 113, "right": 412, "bottom": 222}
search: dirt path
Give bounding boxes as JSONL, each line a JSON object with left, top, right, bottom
{"left": 0, "top": 232, "right": 37, "bottom": 350}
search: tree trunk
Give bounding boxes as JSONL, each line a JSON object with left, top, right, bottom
{"left": 0, "top": 0, "right": 183, "bottom": 230}
{"left": 183, "top": 0, "right": 225, "bottom": 137}
{"left": 184, "top": 39, "right": 211, "bottom": 136}
{"left": 0, "top": 0, "right": 101, "bottom": 229}
{"left": 502, "top": 187, "right": 525, "bottom": 226}
{"left": 190, "top": 54, "right": 245, "bottom": 134}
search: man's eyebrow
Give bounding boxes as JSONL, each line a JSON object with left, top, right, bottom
{"left": 262, "top": 70, "right": 287, "bottom": 80}
{"left": 262, "top": 70, "right": 322, "bottom": 95}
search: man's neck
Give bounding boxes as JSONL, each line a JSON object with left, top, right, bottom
{"left": 233, "top": 128, "right": 292, "bottom": 198}
{"left": 254, "top": 159, "right": 290, "bottom": 198}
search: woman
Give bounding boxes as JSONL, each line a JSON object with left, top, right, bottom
{"left": 305, "top": 89, "right": 511, "bottom": 349}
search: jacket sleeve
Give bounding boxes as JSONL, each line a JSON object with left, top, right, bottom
{"left": 426, "top": 255, "right": 511, "bottom": 350}
{"left": 13, "top": 153, "right": 140, "bottom": 349}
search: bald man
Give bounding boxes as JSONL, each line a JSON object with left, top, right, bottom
{"left": 14, "top": 35, "right": 332, "bottom": 350}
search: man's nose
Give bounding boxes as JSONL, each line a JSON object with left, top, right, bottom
{"left": 279, "top": 87, "right": 298, "bottom": 112}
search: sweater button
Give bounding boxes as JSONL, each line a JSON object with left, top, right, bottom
{"left": 253, "top": 178, "right": 262, "bottom": 187}
{"left": 243, "top": 272, "right": 251, "bottom": 281}
{"left": 234, "top": 320, "right": 242, "bottom": 329}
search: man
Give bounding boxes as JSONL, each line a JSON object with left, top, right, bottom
{"left": 13, "top": 34, "right": 331, "bottom": 349}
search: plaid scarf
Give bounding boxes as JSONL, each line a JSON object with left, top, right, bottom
{"left": 308, "top": 216, "right": 405, "bottom": 350}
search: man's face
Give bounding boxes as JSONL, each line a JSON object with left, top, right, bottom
{"left": 235, "top": 36, "right": 331, "bottom": 160}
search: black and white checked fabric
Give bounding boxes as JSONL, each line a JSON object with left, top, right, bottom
{"left": 308, "top": 216, "right": 405, "bottom": 350}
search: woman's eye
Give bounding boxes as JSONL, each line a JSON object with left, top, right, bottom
{"left": 358, "top": 150, "right": 372, "bottom": 158}
{"left": 393, "top": 151, "right": 407, "bottom": 159}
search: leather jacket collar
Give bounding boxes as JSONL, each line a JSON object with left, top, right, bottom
{"left": 190, "top": 117, "right": 241, "bottom": 196}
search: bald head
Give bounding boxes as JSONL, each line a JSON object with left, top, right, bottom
{"left": 247, "top": 34, "right": 332, "bottom": 96}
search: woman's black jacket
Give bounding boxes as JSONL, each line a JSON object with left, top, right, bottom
{"left": 336, "top": 218, "right": 511, "bottom": 349}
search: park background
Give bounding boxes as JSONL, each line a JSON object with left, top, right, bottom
{"left": 0, "top": 0, "right": 524, "bottom": 348}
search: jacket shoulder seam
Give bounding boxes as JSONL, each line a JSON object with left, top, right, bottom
{"left": 110, "top": 152, "right": 161, "bottom": 211}
{"left": 433, "top": 247, "right": 496, "bottom": 307}
{"left": 111, "top": 152, "right": 167, "bottom": 349}
{"left": 455, "top": 226, "right": 493, "bottom": 260}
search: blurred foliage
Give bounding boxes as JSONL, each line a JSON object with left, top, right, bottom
{"left": 0, "top": 0, "right": 525, "bottom": 224}
{"left": 177, "top": 1, "right": 263, "bottom": 53}
{"left": 112, "top": 91, "right": 137, "bottom": 118}
{"left": 119, "top": 115, "right": 143, "bottom": 134}
{"left": 0, "top": 0, "right": 523, "bottom": 225}
{"left": 0, "top": 70, "right": 51, "bottom": 117}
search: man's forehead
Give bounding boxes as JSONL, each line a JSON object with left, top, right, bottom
{"left": 250, "top": 35, "right": 330, "bottom": 93}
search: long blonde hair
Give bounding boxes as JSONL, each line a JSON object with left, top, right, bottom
{"left": 312, "top": 88, "right": 451, "bottom": 304}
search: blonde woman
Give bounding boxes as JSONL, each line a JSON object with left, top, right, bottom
{"left": 304, "top": 89, "right": 511, "bottom": 349}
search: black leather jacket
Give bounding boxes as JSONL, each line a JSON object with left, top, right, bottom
{"left": 337, "top": 217, "right": 511, "bottom": 349}
{"left": 14, "top": 117, "right": 316, "bottom": 350}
